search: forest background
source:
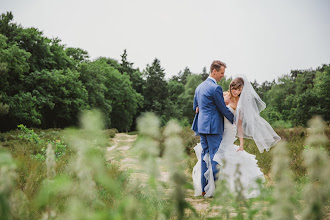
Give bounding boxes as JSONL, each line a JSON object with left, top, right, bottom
{"left": 0, "top": 12, "right": 329, "bottom": 133}
{"left": 0, "top": 11, "right": 330, "bottom": 219}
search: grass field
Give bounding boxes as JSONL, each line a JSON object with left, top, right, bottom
{"left": 0, "top": 113, "right": 329, "bottom": 219}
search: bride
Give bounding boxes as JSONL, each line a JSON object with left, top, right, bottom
{"left": 192, "top": 76, "right": 281, "bottom": 198}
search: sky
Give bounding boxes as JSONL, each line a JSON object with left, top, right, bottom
{"left": 1, "top": 0, "right": 330, "bottom": 83}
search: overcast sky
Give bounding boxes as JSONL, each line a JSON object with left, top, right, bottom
{"left": 1, "top": 0, "right": 330, "bottom": 83}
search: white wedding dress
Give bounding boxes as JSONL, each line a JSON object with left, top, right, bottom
{"left": 192, "top": 106, "right": 265, "bottom": 198}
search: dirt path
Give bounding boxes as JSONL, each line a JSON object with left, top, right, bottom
{"left": 107, "top": 133, "right": 219, "bottom": 218}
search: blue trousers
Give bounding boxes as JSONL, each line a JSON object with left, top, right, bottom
{"left": 200, "top": 133, "right": 222, "bottom": 192}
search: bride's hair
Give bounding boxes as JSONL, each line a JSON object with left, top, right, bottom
{"left": 229, "top": 77, "right": 244, "bottom": 97}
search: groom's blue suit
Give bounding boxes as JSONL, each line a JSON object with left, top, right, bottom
{"left": 192, "top": 77, "right": 234, "bottom": 193}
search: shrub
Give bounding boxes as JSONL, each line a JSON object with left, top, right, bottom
{"left": 272, "top": 120, "right": 293, "bottom": 128}
{"left": 17, "top": 124, "right": 67, "bottom": 160}
{"left": 105, "top": 128, "right": 118, "bottom": 138}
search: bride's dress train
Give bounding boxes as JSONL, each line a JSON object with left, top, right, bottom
{"left": 192, "top": 106, "right": 265, "bottom": 198}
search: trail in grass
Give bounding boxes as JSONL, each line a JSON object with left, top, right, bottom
{"left": 106, "top": 133, "right": 221, "bottom": 218}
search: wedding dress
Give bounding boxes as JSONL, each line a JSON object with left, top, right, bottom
{"left": 192, "top": 105, "right": 265, "bottom": 198}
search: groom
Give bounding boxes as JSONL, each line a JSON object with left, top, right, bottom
{"left": 192, "top": 60, "right": 234, "bottom": 196}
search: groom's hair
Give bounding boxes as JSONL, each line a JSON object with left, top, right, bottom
{"left": 210, "top": 60, "right": 227, "bottom": 73}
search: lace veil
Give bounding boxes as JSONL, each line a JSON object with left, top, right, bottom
{"left": 234, "top": 75, "right": 281, "bottom": 152}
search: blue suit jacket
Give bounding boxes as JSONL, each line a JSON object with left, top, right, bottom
{"left": 192, "top": 78, "right": 234, "bottom": 135}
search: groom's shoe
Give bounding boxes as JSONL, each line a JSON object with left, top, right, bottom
{"left": 202, "top": 192, "right": 206, "bottom": 197}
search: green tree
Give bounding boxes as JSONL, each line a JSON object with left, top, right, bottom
{"left": 0, "top": 12, "right": 74, "bottom": 72}
{"left": 264, "top": 76, "right": 295, "bottom": 116}
{"left": 200, "top": 66, "right": 208, "bottom": 81}
{"left": 180, "top": 67, "right": 192, "bottom": 85}
{"left": 65, "top": 47, "right": 89, "bottom": 66}
{"left": 0, "top": 34, "right": 31, "bottom": 94}
{"left": 171, "top": 67, "right": 193, "bottom": 85}
{"left": 108, "top": 70, "right": 143, "bottom": 131}
{"left": 78, "top": 61, "right": 113, "bottom": 127}
{"left": 0, "top": 12, "right": 19, "bottom": 43}
{"left": 309, "top": 65, "right": 330, "bottom": 122}
{"left": 5, "top": 91, "right": 42, "bottom": 127}
{"left": 168, "top": 80, "right": 185, "bottom": 104}
{"left": 0, "top": 95, "right": 9, "bottom": 116}
{"left": 25, "top": 69, "right": 88, "bottom": 127}
{"left": 49, "top": 37, "right": 75, "bottom": 69}
{"left": 143, "top": 58, "right": 168, "bottom": 120}
{"left": 119, "top": 49, "right": 144, "bottom": 94}
{"left": 254, "top": 80, "right": 275, "bottom": 100}
{"left": 218, "top": 76, "right": 232, "bottom": 92}
{"left": 179, "top": 74, "right": 203, "bottom": 123}
{"left": 164, "top": 80, "right": 185, "bottom": 121}
{"left": 79, "top": 59, "right": 143, "bottom": 131}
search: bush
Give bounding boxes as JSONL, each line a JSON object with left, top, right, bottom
{"left": 105, "top": 128, "right": 118, "bottom": 138}
{"left": 17, "top": 124, "right": 67, "bottom": 160}
{"left": 272, "top": 120, "right": 293, "bottom": 128}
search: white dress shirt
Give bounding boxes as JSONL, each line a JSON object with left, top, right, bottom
{"left": 207, "top": 76, "right": 217, "bottom": 84}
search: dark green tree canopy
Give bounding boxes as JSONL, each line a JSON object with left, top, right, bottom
{"left": 0, "top": 11, "right": 328, "bottom": 131}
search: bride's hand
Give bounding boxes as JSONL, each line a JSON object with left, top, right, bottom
{"left": 237, "top": 144, "right": 244, "bottom": 152}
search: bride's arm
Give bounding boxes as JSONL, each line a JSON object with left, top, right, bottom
{"left": 237, "top": 118, "right": 244, "bottom": 151}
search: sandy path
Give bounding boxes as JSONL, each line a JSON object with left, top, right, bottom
{"left": 106, "top": 133, "right": 219, "bottom": 218}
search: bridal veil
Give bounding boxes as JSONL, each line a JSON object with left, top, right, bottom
{"left": 234, "top": 75, "right": 281, "bottom": 152}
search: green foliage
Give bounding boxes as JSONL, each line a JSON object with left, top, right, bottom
{"left": 78, "top": 60, "right": 113, "bottom": 127}
{"left": 164, "top": 80, "right": 185, "bottom": 121}
{"left": 201, "top": 66, "right": 208, "bottom": 81}
{"left": 119, "top": 49, "right": 145, "bottom": 94}
{"left": 168, "top": 80, "right": 185, "bottom": 104}
{"left": 0, "top": 34, "right": 31, "bottom": 94}
{"left": 0, "top": 95, "right": 9, "bottom": 116}
{"left": 164, "top": 120, "right": 193, "bottom": 219}
{"left": 0, "top": 13, "right": 88, "bottom": 130}
{"left": 270, "top": 141, "right": 297, "bottom": 219}
{"left": 179, "top": 74, "right": 203, "bottom": 123}
{"left": 301, "top": 118, "right": 329, "bottom": 220}
{"left": 2, "top": 111, "right": 194, "bottom": 219}
{"left": 106, "top": 67, "right": 143, "bottom": 132}
{"left": 1, "top": 111, "right": 330, "bottom": 219}
{"left": 260, "top": 65, "right": 330, "bottom": 126}
{"left": 271, "top": 120, "right": 293, "bottom": 129}
{"left": 65, "top": 47, "right": 89, "bottom": 65}
{"left": 79, "top": 59, "right": 143, "bottom": 131}
{"left": 142, "top": 58, "right": 168, "bottom": 122}
{"left": 17, "top": 124, "right": 67, "bottom": 160}
{"left": 252, "top": 80, "right": 275, "bottom": 100}
{"left": 218, "top": 76, "right": 232, "bottom": 92}
{"left": 175, "top": 67, "right": 192, "bottom": 85}
{"left": 0, "top": 148, "right": 16, "bottom": 219}
{"left": 6, "top": 92, "right": 42, "bottom": 126}
{"left": 0, "top": 10, "right": 329, "bottom": 136}
{"left": 26, "top": 69, "right": 88, "bottom": 127}
{"left": 310, "top": 67, "right": 330, "bottom": 122}
{"left": 106, "top": 128, "right": 118, "bottom": 138}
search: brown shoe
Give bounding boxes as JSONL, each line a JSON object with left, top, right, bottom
{"left": 202, "top": 192, "right": 206, "bottom": 196}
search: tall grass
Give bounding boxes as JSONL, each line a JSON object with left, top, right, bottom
{"left": 302, "top": 117, "right": 330, "bottom": 220}
{"left": 210, "top": 116, "right": 330, "bottom": 219}
{"left": 270, "top": 141, "right": 296, "bottom": 219}
{"left": 0, "top": 149, "right": 16, "bottom": 219}
{"left": 0, "top": 113, "right": 329, "bottom": 219}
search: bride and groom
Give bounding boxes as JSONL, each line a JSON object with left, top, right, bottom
{"left": 191, "top": 60, "right": 281, "bottom": 198}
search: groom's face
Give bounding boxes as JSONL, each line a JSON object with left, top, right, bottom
{"left": 214, "top": 66, "right": 225, "bottom": 82}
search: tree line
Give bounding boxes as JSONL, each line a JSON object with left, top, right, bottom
{"left": 0, "top": 12, "right": 329, "bottom": 131}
